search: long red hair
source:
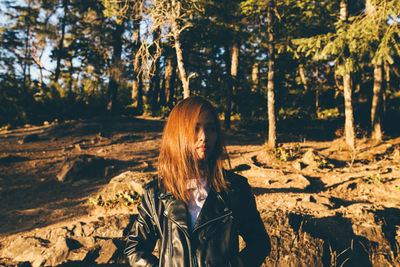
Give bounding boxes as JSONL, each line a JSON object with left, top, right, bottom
{"left": 157, "top": 96, "right": 228, "bottom": 202}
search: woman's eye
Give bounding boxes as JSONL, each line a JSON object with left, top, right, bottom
{"left": 206, "top": 125, "right": 216, "bottom": 132}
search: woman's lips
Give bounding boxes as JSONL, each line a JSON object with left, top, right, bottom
{"left": 197, "top": 145, "right": 207, "bottom": 151}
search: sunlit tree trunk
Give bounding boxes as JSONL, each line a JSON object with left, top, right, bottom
{"left": 267, "top": 0, "right": 276, "bottom": 148}
{"left": 32, "top": 43, "right": 45, "bottom": 88}
{"left": 343, "top": 73, "right": 355, "bottom": 148}
{"left": 251, "top": 62, "right": 259, "bottom": 92}
{"left": 341, "top": 0, "right": 355, "bottom": 149}
{"left": 371, "top": 64, "right": 383, "bottom": 141}
{"left": 224, "top": 42, "right": 239, "bottom": 129}
{"left": 173, "top": 28, "right": 190, "bottom": 99}
{"left": 299, "top": 64, "right": 308, "bottom": 91}
{"left": 131, "top": 20, "right": 143, "bottom": 114}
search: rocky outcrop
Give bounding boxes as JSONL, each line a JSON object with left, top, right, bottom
{"left": 0, "top": 215, "right": 134, "bottom": 267}
{"left": 262, "top": 208, "right": 400, "bottom": 267}
{"left": 1, "top": 170, "right": 400, "bottom": 267}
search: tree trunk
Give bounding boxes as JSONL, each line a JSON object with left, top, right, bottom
{"left": 131, "top": 20, "right": 143, "bottom": 114}
{"left": 315, "top": 68, "right": 321, "bottom": 118}
{"left": 371, "top": 64, "right": 383, "bottom": 141}
{"left": 173, "top": 29, "right": 190, "bottom": 99}
{"left": 340, "top": 0, "right": 355, "bottom": 149}
{"left": 224, "top": 42, "right": 239, "bottom": 129}
{"left": 343, "top": 72, "right": 355, "bottom": 149}
{"left": 106, "top": 22, "right": 124, "bottom": 112}
{"left": 163, "top": 52, "right": 176, "bottom": 108}
{"left": 251, "top": 62, "right": 259, "bottom": 92}
{"left": 23, "top": 22, "right": 31, "bottom": 92}
{"left": 299, "top": 64, "right": 308, "bottom": 91}
{"left": 383, "top": 61, "right": 390, "bottom": 114}
{"left": 267, "top": 0, "right": 276, "bottom": 148}
{"left": 149, "top": 57, "right": 161, "bottom": 112}
{"left": 54, "top": 0, "right": 68, "bottom": 82}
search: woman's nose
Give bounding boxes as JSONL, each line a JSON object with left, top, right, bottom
{"left": 199, "top": 128, "right": 206, "bottom": 141}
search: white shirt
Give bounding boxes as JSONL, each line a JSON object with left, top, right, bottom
{"left": 186, "top": 179, "right": 210, "bottom": 230}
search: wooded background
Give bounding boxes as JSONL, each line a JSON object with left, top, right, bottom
{"left": 1, "top": 0, "right": 400, "bottom": 149}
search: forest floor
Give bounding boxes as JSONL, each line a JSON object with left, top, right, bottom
{"left": 0, "top": 115, "right": 400, "bottom": 248}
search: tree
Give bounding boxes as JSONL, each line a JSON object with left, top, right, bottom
{"left": 364, "top": 0, "right": 400, "bottom": 141}
{"left": 106, "top": 21, "right": 125, "bottom": 112}
{"left": 136, "top": 0, "right": 200, "bottom": 99}
{"left": 241, "top": 0, "right": 278, "bottom": 147}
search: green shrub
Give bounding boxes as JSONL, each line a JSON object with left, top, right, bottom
{"left": 88, "top": 190, "right": 141, "bottom": 209}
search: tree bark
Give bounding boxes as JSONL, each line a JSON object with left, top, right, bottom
{"left": 149, "top": 57, "right": 161, "bottom": 112}
{"left": 173, "top": 29, "right": 190, "bottom": 99}
{"left": 54, "top": 0, "right": 68, "bottom": 82}
{"left": 343, "top": 72, "right": 355, "bottom": 149}
{"left": 267, "top": 0, "right": 276, "bottom": 148}
{"left": 315, "top": 68, "right": 321, "bottom": 118}
{"left": 340, "top": 0, "right": 355, "bottom": 149}
{"left": 106, "top": 21, "right": 124, "bottom": 112}
{"left": 371, "top": 64, "right": 383, "bottom": 141}
{"left": 299, "top": 64, "right": 308, "bottom": 91}
{"left": 251, "top": 62, "right": 259, "bottom": 92}
{"left": 224, "top": 42, "right": 239, "bottom": 129}
{"left": 383, "top": 61, "right": 390, "bottom": 114}
{"left": 131, "top": 20, "right": 143, "bottom": 114}
{"left": 163, "top": 52, "right": 176, "bottom": 108}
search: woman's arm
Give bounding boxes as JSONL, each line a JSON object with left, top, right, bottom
{"left": 124, "top": 190, "right": 160, "bottom": 267}
{"left": 236, "top": 179, "right": 270, "bottom": 267}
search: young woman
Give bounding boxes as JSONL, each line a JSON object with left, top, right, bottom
{"left": 125, "top": 96, "right": 270, "bottom": 267}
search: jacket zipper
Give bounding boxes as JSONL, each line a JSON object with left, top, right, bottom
{"left": 193, "top": 211, "right": 232, "bottom": 233}
{"left": 166, "top": 211, "right": 232, "bottom": 266}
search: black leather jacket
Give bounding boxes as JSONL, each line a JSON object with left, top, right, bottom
{"left": 125, "top": 171, "right": 270, "bottom": 267}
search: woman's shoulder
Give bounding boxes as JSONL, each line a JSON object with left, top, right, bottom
{"left": 224, "top": 170, "right": 251, "bottom": 190}
{"left": 142, "top": 176, "right": 161, "bottom": 197}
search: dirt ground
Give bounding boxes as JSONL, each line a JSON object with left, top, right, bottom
{"left": 1, "top": 115, "right": 400, "bottom": 242}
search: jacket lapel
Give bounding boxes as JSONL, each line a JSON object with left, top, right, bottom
{"left": 193, "top": 190, "right": 232, "bottom": 232}
{"left": 163, "top": 197, "right": 190, "bottom": 235}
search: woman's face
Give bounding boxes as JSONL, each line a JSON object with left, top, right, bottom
{"left": 195, "top": 109, "right": 217, "bottom": 161}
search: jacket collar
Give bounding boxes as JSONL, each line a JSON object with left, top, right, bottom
{"left": 160, "top": 189, "right": 232, "bottom": 233}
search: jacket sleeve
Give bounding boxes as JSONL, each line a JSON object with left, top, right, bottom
{"left": 236, "top": 178, "right": 270, "bottom": 266}
{"left": 124, "top": 190, "right": 160, "bottom": 267}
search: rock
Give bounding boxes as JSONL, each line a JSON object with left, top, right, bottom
{"left": 72, "top": 236, "right": 96, "bottom": 248}
{"left": 392, "top": 149, "right": 400, "bottom": 163}
{"left": 301, "top": 149, "right": 321, "bottom": 167}
{"left": 74, "top": 143, "right": 82, "bottom": 151}
{"left": 95, "top": 239, "right": 117, "bottom": 264}
{"left": 99, "top": 170, "right": 156, "bottom": 197}
{"left": 67, "top": 247, "right": 90, "bottom": 262}
{"left": 296, "top": 174, "right": 311, "bottom": 189}
{"left": 292, "top": 160, "right": 307, "bottom": 171}
{"left": 45, "top": 227, "right": 69, "bottom": 244}
{"left": 1, "top": 236, "right": 47, "bottom": 267}
{"left": 92, "top": 215, "right": 131, "bottom": 238}
{"left": 18, "top": 134, "right": 40, "bottom": 144}
{"left": 56, "top": 154, "right": 108, "bottom": 183}
{"left": 40, "top": 236, "right": 69, "bottom": 266}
